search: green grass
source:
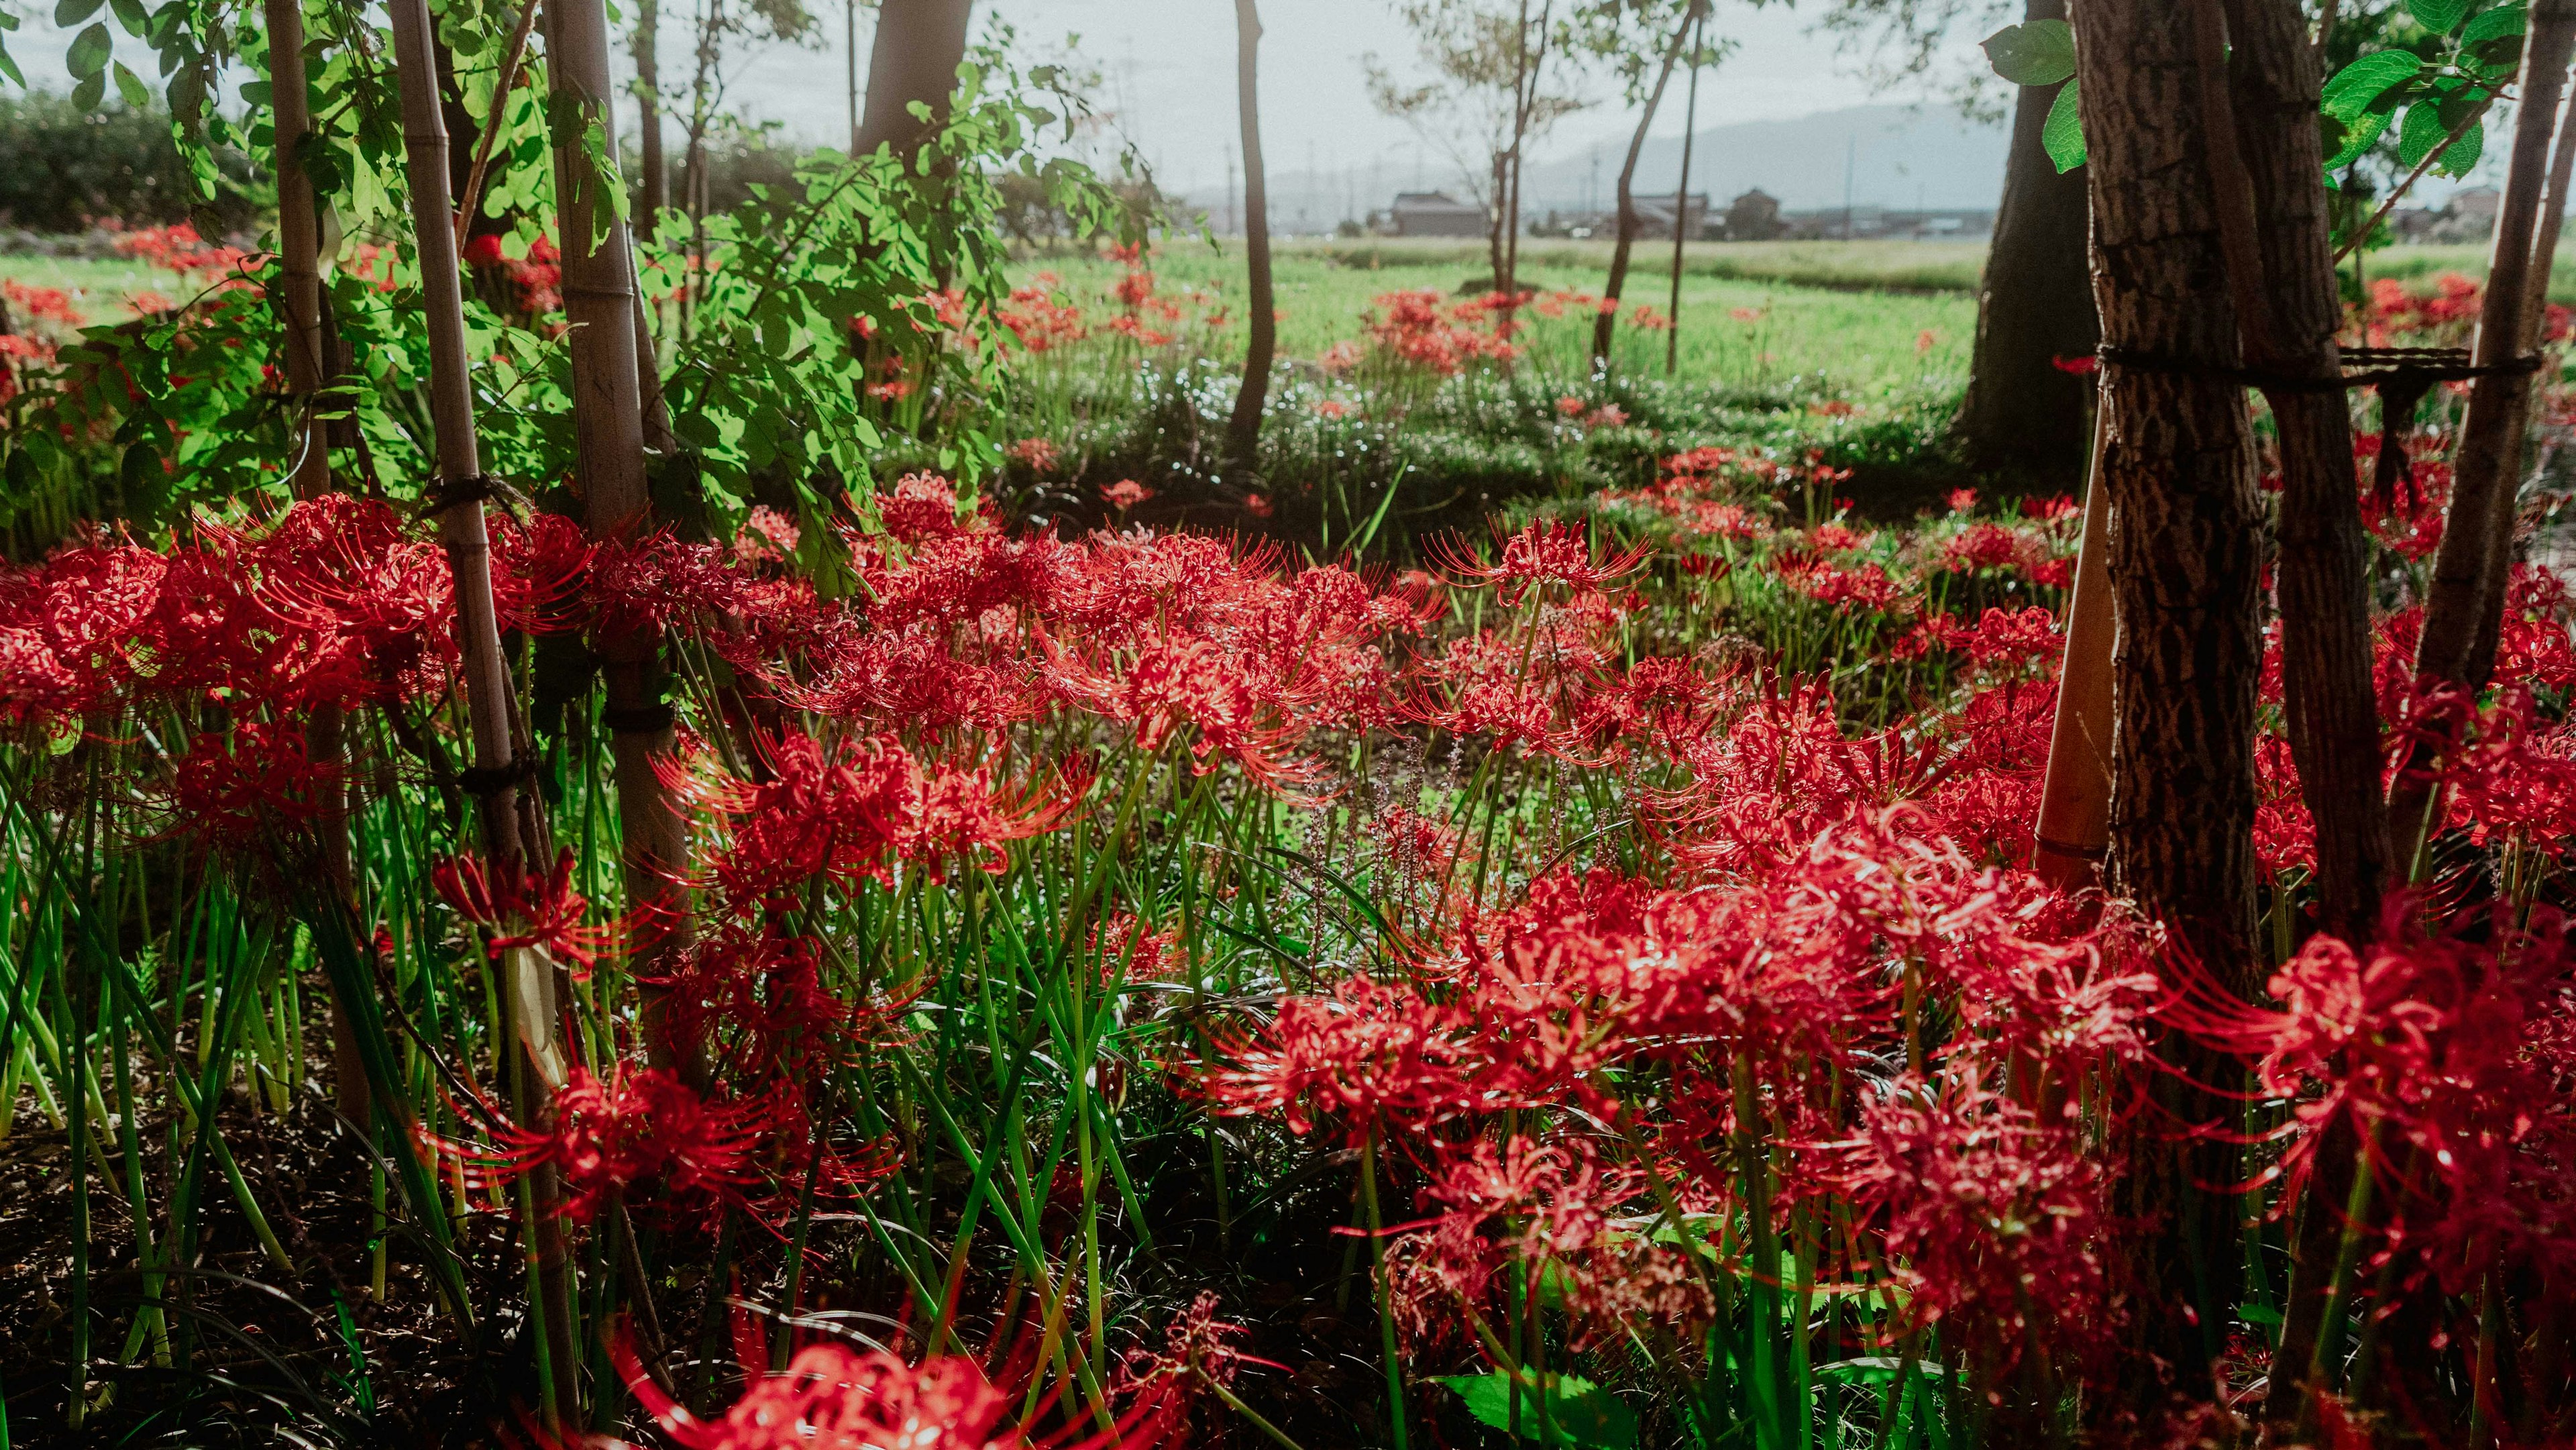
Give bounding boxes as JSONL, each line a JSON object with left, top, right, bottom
{"left": 2360, "top": 242, "right": 2576, "bottom": 303}
{"left": 1299, "top": 236, "right": 1992, "bottom": 293}
{"left": 0, "top": 254, "right": 179, "bottom": 323}
{"left": 1019, "top": 241, "right": 1979, "bottom": 399}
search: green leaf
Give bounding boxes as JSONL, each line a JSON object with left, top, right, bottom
{"left": 0, "top": 42, "right": 21, "bottom": 88}
{"left": 2462, "top": 2, "right": 2528, "bottom": 70}
{"left": 1438, "top": 1371, "right": 1637, "bottom": 1449}
{"left": 2324, "top": 102, "right": 2401, "bottom": 172}
{"left": 1981, "top": 18, "right": 2076, "bottom": 87}
{"left": 66, "top": 19, "right": 111, "bottom": 79}
{"left": 2042, "top": 77, "right": 2086, "bottom": 172}
{"left": 1816, "top": 1357, "right": 1954, "bottom": 1386}
{"left": 112, "top": 58, "right": 146, "bottom": 107}
{"left": 2398, "top": 101, "right": 2448, "bottom": 167}
{"left": 106, "top": 0, "right": 144, "bottom": 36}
{"left": 2323, "top": 51, "right": 2426, "bottom": 123}
{"left": 2438, "top": 116, "right": 2485, "bottom": 176}
{"left": 52, "top": 0, "right": 103, "bottom": 25}
{"left": 2410, "top": 0, "right": 2470, "bottom": 33}
{"left": 71, "top": 70, "right": 106, "bottom": 111}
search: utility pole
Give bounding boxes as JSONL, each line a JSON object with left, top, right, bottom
{"left": 1843, "top": 135, "right": 1857, "bottom": 240}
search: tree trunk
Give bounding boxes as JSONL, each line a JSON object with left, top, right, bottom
{"left": 635, "top": 0, "right": 667, "bottom": 221}
{"left": 2392, "top": 0, "right": 2576, "bottom": 861}
{"left": 2211, "top": 0, "right": 2391, "bottom": 945}
{"left": 1952, "top": 0, "right": 2098, "bottom": 480}
{"left": 1593, "top": 5, "right": 1695, "bottom": 367}
{"left": 1224, "top": 0, "right": 1275, "bottom": 481}
{"left": 853, "top": 0, "right": 974, "bottom": 162}
{"left": 2075, "top": 0, "right": 2265, "bottom": 1415}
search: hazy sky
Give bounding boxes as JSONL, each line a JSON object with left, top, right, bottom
{"left": 5, "top": 0, "right": 1985, "bottom": 200}
{"left": 708, "top": 1, "right": 1980, "bottom": 195}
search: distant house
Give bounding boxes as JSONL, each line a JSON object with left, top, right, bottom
{"left": 1725, "top": 189, "right": 1784, "bottom": 242}
{"left": 1631, "top": 193, "right": 1713, "bottom": 240}
{"left": 1389, "top": 191, "right": 1489, "bottom": 238}
{"left": 2390, "top": 187, "right": 2502, "bottom": 245}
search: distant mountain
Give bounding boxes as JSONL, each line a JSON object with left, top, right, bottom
{"left": 1523, "top": 103, "right": 2013, "bottom": 215}
{"left": 1172, "top": 103, "right": 2019, "bottom": 234}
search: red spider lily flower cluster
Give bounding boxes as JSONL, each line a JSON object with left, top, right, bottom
{"left": 601, "top": 1299, "right": 1214, "bottom": 1450}
{"left": 431, "top": 848, "right": 618, "bottom": 976}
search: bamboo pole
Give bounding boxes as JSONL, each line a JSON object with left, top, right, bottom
{"left": 1664, "top": 8, "right": 1704, "bottom": 376}
{"left": 2031, "top": 398, "right": 2113, "bottom": 890}
{"left": 543, "top": 0, "right": 697, "bottom": 1072}
{"left": 390, "top": 0, "right": 582, "bottom": 1418}
{"left": 2392, "top": 0, "right": 2576, "bottom": 865}
{"left": 261, "top": 0, "right": 374, "bottom": 1133}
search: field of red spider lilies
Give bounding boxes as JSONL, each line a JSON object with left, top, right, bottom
{"left": 5, "top": 321, "right": 2576, "bottom": 1449}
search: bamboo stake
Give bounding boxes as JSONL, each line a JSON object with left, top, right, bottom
{"left": 391, "top": 0, "right": 582, "bottom": 1418}
{"left": 2031, "top": 397, "right": 2113, "bottom": 890}
{"left": 543, "top": 0, "right": 697, "bottom": 1075}
{"left": 262, "top": 0, "right": 374, "bottom": 1134}
{"left": 1664, "top": 8, "right": 1704, "bottom": 376}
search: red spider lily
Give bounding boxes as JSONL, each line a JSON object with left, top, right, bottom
{"left": 1835, "top": 1066, "right": 2116, "bottom": 1369}
{"left": 604, "top": 1298, "right": 1204, "bottom": 1450}
{"left": 162, "top": 720, "right": 339, "bottom": 849}
{"left": 488, "top": 512, "right": 596, "bottom": 635}
{"left": 1391, "top": 1135, "right": 1707, "bottom": 1353}
{"left": 880, "top": 472, "right": 979, "bottom": 544}
{"left": 430, "top": 848, "right": 617, "bottom": 976}
{"left": 1776, "top": 557, "right": 1904, "bottom": 611}
{"left": 1201, "top": 976, "right": 1500, "bottom": 1146}
{"left": 2165, "top": 900, "right": 2576, "bottom": 1292}
{"left": 672, "top": 732, "right": 1079, "bottom": 909}
{"left": 460, "top": 1064, "right": 760, "bottom": 1224}
{"left": 1051, "top": 635, "right": 1321, "bottom": 792}
{"left": 1434, "top": 520, "right": 1650, "bottom": 603}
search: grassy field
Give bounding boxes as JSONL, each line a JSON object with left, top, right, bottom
{"left": 0, "top": 252, "right": 183, "bottom": 319}
{"left": 1025, "top": 240, "right": 1979, "bottom": 399}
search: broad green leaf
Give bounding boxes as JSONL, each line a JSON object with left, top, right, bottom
{"left": 1438, "top": 1371, "right": 1638, "bottom": 1449}
{"left": 112, "top": 58, "right": 145, "bottom": 107}
{"left": 2043, "top": 77, "right": 2086, "bottom": 173}
{"left": 2438, "top": 116, "right": 2485, "bottom": 176}
{"left": 106, "top": 0, "right": 144, "bottom": 36}
{"left": 2323, "top": 50, "right": 2425, "bottom": 122}
{"left": 2399, "top": 101, "right": 2449, "bottom": 167}
{"left": 2325, "top": 107, "right": 2398, "bottom": 171}
{"left": 0, "top": 41, "right": 21, "bottom": 88}
{"left": 2410, "top": 0, "right": 2469, "bottom": 33}
{"left": 1981, "top": 18, "right": 2076, "bottom": 87}
{"left": 71, "top": 69, "right": 106, "bottom": 111}
{"left": 2462, "top": 2, "right": 2528, "bottom": 70}
{"left": 66, "top": 19, "right": 111, "bottom": 79}
{"left": 52, "top": 0, "right": 103, "bottom": 25}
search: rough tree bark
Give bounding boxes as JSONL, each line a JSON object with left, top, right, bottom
{"left": 1953, "top": 0, "right": 2098, "bottom": 479}
{"left": 1225, "top": 0, "right": 1275, "bottom": 480}
{"left": 1591, "top": 3, "right": 1696, "bottom": 368}
{"left": 2074, "top": 0, "right": 2266, "bottom": 1416}
{"left": 853, "top": 0, "right": 975, "bottom": 161}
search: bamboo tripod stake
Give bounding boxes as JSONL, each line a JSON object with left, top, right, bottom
{"left": 2032, "top": 395, "right": 2114, "bottom": 889}
{"left": 389, "top": 0, "right": 582, "bottom": 1418}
